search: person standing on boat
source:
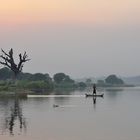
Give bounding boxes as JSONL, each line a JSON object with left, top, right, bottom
{"left": 93, "top": 84, "right": 96, "bottom": 95}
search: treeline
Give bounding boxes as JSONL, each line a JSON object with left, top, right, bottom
{"left": 78, "top": 75, "right": 130, "bottom": 87}
{"left": 0, "top": 67, "right": 131, "bottom": 93}
{"left": 97, "top": 75, "right": 125, "bottom": 87}
{"left": 0, "top": 67, "right": 87, "bottom": 92}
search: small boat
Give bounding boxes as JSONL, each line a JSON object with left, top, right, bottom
{"left": 85, "top": 94, "right": 104, "bottom": 97}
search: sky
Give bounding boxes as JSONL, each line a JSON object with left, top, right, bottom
{"left": 0, "top": 0, "right": 140, "bottom": 78}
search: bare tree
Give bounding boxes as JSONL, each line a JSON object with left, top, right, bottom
{"left": 0, "top": 48, "right": 30, "bottom": 79}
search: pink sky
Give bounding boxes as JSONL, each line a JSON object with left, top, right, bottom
{"left": 0, "top": 0, "right": 140, "bottom": 78}
{"left": 0, "top": 0, "right": 140, "bottom": 27}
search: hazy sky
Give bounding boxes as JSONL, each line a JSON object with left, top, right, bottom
{"left": 0, "top": 0, "right": 140, "bottom": 78}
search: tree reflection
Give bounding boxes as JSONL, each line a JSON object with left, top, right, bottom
{"left": 105, "top": 88, "right": 124, "bottom": 99}
{"left": 53, "top": 89, "right": 72, "bottom": 104}
{"left": 4, "top": 97, "right": 27, "bottom": 135}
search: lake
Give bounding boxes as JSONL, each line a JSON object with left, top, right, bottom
{"left": 0, "top": 87, "right": 140, "bottom": 140}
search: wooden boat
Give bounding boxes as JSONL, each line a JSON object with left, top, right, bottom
{"left": 85, "top": 93, "right": 104, "bottom": 98}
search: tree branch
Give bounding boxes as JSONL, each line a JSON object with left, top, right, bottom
{"left": 0, "top": 48, "right": 30, "bottom": 78}
{"left": 0, "top": 61, "right": 11, "bottom": 68}
{"left": 1, "top": 49, "right": 10, "bottom": 57}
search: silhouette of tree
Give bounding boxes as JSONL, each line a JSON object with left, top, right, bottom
{"left": 0, "top": 48, "right": 30, "bottom": 79}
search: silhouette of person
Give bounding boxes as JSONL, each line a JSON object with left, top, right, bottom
{"left": 93, "top": 84, "right": 96, "bottom": 95}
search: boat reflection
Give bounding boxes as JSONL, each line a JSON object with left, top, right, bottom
{"left": 93, "top": 97, "right": 96, "bottom": 105}
{"left": 85, "top": 94, "right": 104, "bottom": 109}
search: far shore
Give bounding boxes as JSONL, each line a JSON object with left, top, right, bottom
{"left": 0, "top": 85, "right": 137, "bottom": 98}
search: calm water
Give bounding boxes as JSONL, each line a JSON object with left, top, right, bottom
{"left": 0, "top": 87, "right": 140, "bottom": 140}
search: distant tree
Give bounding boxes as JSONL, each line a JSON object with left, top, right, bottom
{"left": 28, "top": 73, "right": 47, "bottom": 81}
{"left": 0, "top": 48, "right": 30, "bottom": 79}
{"left": 86, "top": 79, "right": 92, "bottom": 83}
{"left": 63, "top": 75, "right": 75, "bottom": 83}
{"left": 28, "top": 73, "right": 43, "bottom": 81}
{"left": 53, "top": 73, "right": 66, "bottom": 84}
{"left": 18, "top": 73, "right": 32, "bottom": 80}
{"left": 105, "top": 75, "right": 124, "bottom": 85}
{"left": 78, "top": 82, "right": 87, "bottom": 88}
{"left": 86, "top": 78, "right": 92, "bottom": 86}
{"left": 0, "top": 67, "right": 13, "bottom": 80}
{"left": 53, "top": 73, "right": 74, "bottom": 84}
{"left": 97, "top": 80, "right": 105, "bottom": 85}
{"left": 26, "top": 81, "right": 48, "bottom": 89}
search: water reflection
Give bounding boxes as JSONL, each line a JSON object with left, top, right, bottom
{"left": 53, "top": 89, "right": 73, "bottom": 95}
{"left": 93, "top": 97, "right": 96, "bottom": 105}
{"left": 86, "top": 96, "right": 104, "bottom": 109}
{"left": 2, "top": 97, "right": 27, "bottom": 135}
{"left": 53, "top": 89, "right": 73, "bottom": 104}
{"left": 105, "top": 88, "right": 124, "bottom": 99}
{"left": 1, "top": 88, "right": 140, "bottom": 140}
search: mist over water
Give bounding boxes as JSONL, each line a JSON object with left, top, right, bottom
{"left": 0, "top": 87, "right": 140, "bottom": 140}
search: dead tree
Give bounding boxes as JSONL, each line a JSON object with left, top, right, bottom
{"left": 0, "top": 48, "right": 30, "bottom": 79}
